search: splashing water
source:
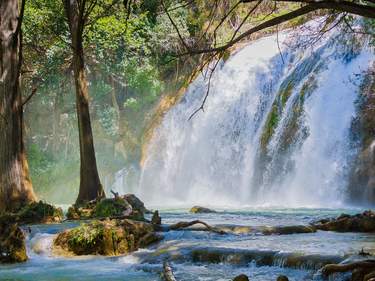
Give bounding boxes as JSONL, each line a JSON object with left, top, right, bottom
{"left": 137, "top": 23, "right": 373, "bottom": 208}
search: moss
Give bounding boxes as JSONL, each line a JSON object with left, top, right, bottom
{"left": 93, "top": 198, "right": 130, "bottom": 218}
{"left": 67, "top": 196, "right": 147, "bottom": 221}
{"left": 0, "top": 218, "right": 27, "bottom": 263}
{"left": 15, "top": 201, "right": 63, "bottom": 224}
{"left": 280, "top": 81, "right": 295, "bottom": 107}
{"left": 66, "top": 222, "right": 105, "bottom": 255}
{"left": 260, "top": 104, "right": 280, "bottom": 150}
{"left": 300, "top": 76, "right": 318, "bottom": 103}
{"left": 54, "top": 219, "right": 161, "bottom": 256}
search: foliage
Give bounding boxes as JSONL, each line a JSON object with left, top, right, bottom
{"left": 93, "top": 198, "right": 129, "bottom": 218}
{"left": 21, "top": 0, "right": 373, "bottom": 205}
{"left": 67, "top": 222, "right": 105, "bottom": 251}
{"left": 17, "top": 201, "right": 63, "bottom": 224}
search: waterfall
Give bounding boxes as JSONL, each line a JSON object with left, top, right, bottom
{"left": 138, "top": 22, "right": 374, "bottom": 208}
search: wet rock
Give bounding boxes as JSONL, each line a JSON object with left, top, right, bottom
{"left": 123, "top": 194, "right": 151, "bottom": 214}
{"left": 213, "top": 224, "right": 316, "bottom": 235}
{"left": 0, "top": 217, "right": 27, "bottom": 263}
{"left": 151, "top": 210, "right": 161, "bottom": 225}
{"left": 190, "top": 206, "right": 217, "bottom": 214}
{"left": 191, "top": 247, "right": 343, "bottom": 270}
{"left": 313, "top": 210, "right": 375, "bottom": 232}
{"left": 321, "top": 259, "right": 375, "bottom": 281}
{"left": 261, "top": 225, "right": 316, "bottom": 235}
{"left": 276, "top": 275, "right": 289, "bottom": 281}
{"left": 233, "top": 274, "right": 249, "bottom": 281}
{"left": 53, "top": 219, "right": 162, "bottom": 256}
{"left": 347, "top": 70, "right": 375, "bottom": 205}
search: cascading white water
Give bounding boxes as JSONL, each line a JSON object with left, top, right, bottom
{"left": 138, "top": 22, "right": 373, "bottom": 208}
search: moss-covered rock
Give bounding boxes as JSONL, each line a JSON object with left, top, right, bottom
{"left": 190, "top": 206, "right": 217, "bottom": 214}
{"left": 93, "top": 198, "right": 132, "bottom": 218}
{"left": 67, "top": 194, "right": 148, "bottom": 221}
{"left": 260, "top": 104, "right": 280, "bottom": 151}
{"left": 53, "top": 219, "right": 162, "bottom": 256}
{"left": 16, "top": 201, "right": 63, "bottom": 224}
{"left": 0, "top": 217, "right": 27, "bottom": 263}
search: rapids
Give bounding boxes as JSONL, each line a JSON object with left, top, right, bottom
{"left": 1, "top": 208, "right": 374, "bottom": 281}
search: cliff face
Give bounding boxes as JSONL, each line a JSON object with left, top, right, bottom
{"left": 348, "top": 67, "right": 375, "bottom": 205}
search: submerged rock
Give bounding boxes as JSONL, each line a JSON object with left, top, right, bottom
{"left": 190, "top": 206, "right": 217, "bottom": 214}
{"left": 190, "top": 247, "right": 343, "bottom": 270}
{"left": 67, "top": 194, "right": 149, "bottom": 221}
{"left": 53, "top": 219, "right": 162, "bottom": 256}
{"left": 233, "top": 274, "right": 249, "bottom": 281}
{"left": 0, "top": 217, "right": 27, "bottom": 263}
{"left": 313, "top": 210, "right": 375, "bottom": 232}
{"left": 261, "top": 225, "right": 316, "bottom": 235}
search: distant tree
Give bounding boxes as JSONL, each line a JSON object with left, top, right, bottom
{"left": 0, "top": 0, "right": 37, "bottom": 212}
{"left": 62, "top": 0, "right": 112, "bottom": 204}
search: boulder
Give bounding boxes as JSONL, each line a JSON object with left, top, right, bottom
{"left": 276, "top": 275, "right": 289, "bottom": 281}
{"left": 0, "top": 217, "right": 27, "bottom": 263}
{"left": 53, "top": 219, "right": 163, "bottom": 256}
{"left": 313, "top": 210, "right": 375, "bottom": 232}
{"left": 93, "top": 198, "right": 132, "bottom": 218}
{"left": 190, "top": 206, "right": 217, "bottom": 214}
{"left": 233, "top": 274, "right": 249, "bottom": 281}
{"left": 16, "top": 201, "right": 63, "bottom": 224}
{"left": 123, "top": 194, "right": 151, "bottom": 214}
{"left": 66, "top": 194, "right": 149, "bottom": 221}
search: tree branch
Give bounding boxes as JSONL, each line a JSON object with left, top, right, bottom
{"left": 167, "top": 220, "right": 227, "bottom": 234}
{"left": 163, "top": 262, "right": 178, "bottom": 281}
{"left": 21, "top": 87, "right": 38, "bottom": 108}
{"left": 179, "top": 4, "right": 320, "bottom": 56}
{"left": 175, "top": 1, "right": 375, "bottom": 57}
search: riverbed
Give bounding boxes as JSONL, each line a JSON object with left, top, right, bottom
{"left": 1, "top": 208, "right": 374, "bottom": 281}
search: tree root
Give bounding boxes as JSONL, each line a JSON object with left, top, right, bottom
{"left": 166, "top": 220, "right": 226, "bottom": 235}
{"left": 163, "top": 261, "right": 177, "bottom": 281}
{"left": 321, "top": 260, "right": 375, "bottom": 277}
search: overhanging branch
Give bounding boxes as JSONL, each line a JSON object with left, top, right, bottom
{"left": 175, "top": 1, "right": 375, "bottom": 57}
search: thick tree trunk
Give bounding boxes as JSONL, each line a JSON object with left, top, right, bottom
{"left": 0, "top": 0, "right": 36, "bottom": 213}
{"left": 63, "top": 0, "right": 105, "bottom": 204}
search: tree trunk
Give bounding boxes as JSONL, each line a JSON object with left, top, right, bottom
{"left": 0, "top": 0, "right": 36, "bottom": 213}
{"left": 63, "top": 0, "right": 105, "bottom": 204}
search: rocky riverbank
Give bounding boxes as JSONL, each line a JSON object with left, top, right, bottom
{"left": 2, "top": 200, "right": 375, "bottom": 281}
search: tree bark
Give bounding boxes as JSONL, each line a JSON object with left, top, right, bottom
{"left": 63, "top": 0, "right": 105, "bottom": 204}
{"left": 0, "top": 0, "right": 36, "bottom": 213}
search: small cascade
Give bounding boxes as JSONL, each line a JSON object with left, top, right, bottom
{"left": 138, "top": 21, "right": 374, "bottom": 208}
